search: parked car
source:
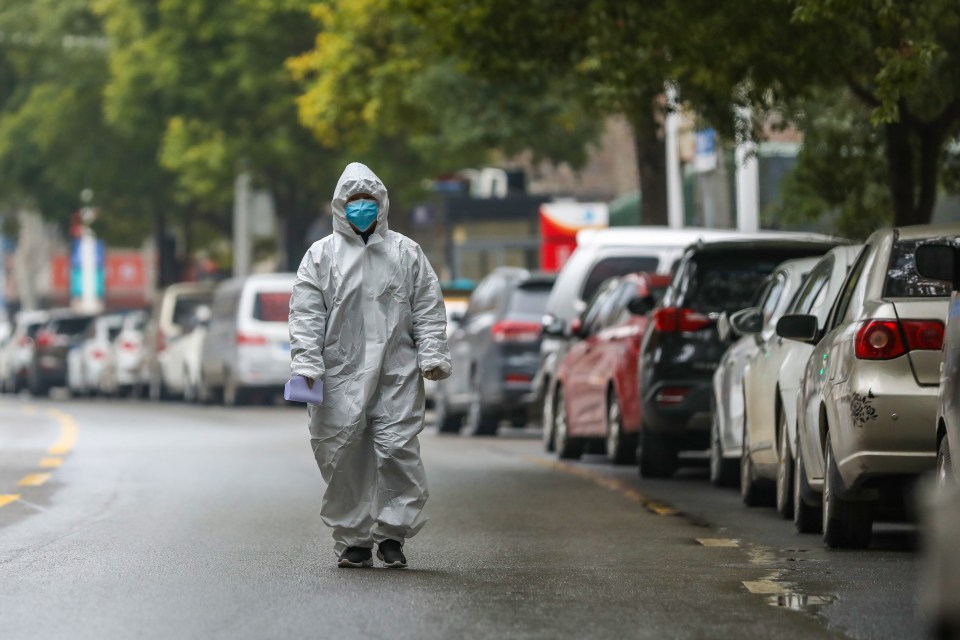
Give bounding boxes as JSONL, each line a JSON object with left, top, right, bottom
{"left": 551, "top": 272, "right": 670, "bottom": 463}
{"left": 143, "top": 282, "right": 217, "bottom": 400}
{"left": 163, "top": 305, "right": 211, "bottom": 403}
{"left": 29, "top": 311, "right": 97, "bottom": 396}
{"left": 637, "top": 234, "right": 841, "bottom": 478}
{"left": 199, "top": 273, "right": 295, "bottom": 405}
{"left": 436, "top": 268, "right": 556, "bottom": 436}
{"left": 424, "top": 295, "right": 470, "bottom": 410}
{"left": 536, "top": 227, "right": 747, "bottom": 443}
{"left": 66, "top": 313, "right": 125, "bottom": 396}
{"left": 783, "top": 224, "right": 956, "bottom": 548}
{"left": 100, "top": 310, "right": 148, "bottom": 397}
{"left": 710, "top": 256, "right": 823, "bottom": 487}
{"left": 0, "top": 310, "right": 48, "bottom": 393}
{"left": 738, "top": 246, "right": 862, "bottom": 514}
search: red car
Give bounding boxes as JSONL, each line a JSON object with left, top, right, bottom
{"left": 553, "top": 273, "right": 671, "bottom": 464}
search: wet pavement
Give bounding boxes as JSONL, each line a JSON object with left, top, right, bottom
{"left": 0, "top": 397, "right": 918, "bottom": 639}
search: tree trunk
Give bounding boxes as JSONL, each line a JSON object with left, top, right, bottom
{"left": 629, "top": 105, "right": 668, "bottom": 226}
{"left": 884, "top": 118, "right": 923, "bottom": 227}
{"left": 917, "top": 125, "right": 943, "bottom": 225}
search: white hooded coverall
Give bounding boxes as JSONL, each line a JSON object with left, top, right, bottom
{"left": 289, "top": 163, "right": 451, "bottom": 555}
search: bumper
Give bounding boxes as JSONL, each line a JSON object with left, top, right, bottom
{"left": 643, "top": 379, "right": 714, "bottom": 443}
{"left": 832, "top": 367, "right": 938, "bottom": 491}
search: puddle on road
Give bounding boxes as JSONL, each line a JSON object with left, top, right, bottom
{"left": 768, "top": 594, "right": 836, "bottom": 610}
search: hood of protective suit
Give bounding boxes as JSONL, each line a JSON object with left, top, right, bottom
{"left": 331, "top": 162, "right": 390, "bottom": 239}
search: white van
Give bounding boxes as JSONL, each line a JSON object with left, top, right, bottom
{"left": 200, "top": 273, "right": 295, "bottom": 405}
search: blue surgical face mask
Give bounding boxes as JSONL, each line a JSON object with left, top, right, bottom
{"left": 345, "top": 199, "right": 379, "bottom": 232}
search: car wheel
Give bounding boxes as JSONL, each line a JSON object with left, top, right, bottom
{"left": 435, "top": 389, "right": 464, "bottom": 434}
{"left": 793, "top": 440, "right": 822, "bottom": 534}
{"left": 638, "top": 427, "right": 678, "bottom": 478}
{"left": 465, "top": 396, "right": 499, "bottom": 437}
{"left": 709, "top": 414, "right": 738, "bottom": 487}
{"left": 776, "top": 411, "right": 794, "bottom": 519}
{"left": 542, "top": 384, "right": 557, "bottom": 453}
{"left": 554, "top": 386, "right": 584, "bottom": 460}
{"left": 223, "top": 372, "right": 245, "bottom": 407}
{"left": 605, "top": 391, "right": 636, "bottom": 465}
{"left": 740, "top": 424, "right": 773, "bottom": 507}
{"left": 822, "top": 433, "right": 872, "bottom": 549}
{"left": 937, "top": 435, "right": 953, "bottom": 489}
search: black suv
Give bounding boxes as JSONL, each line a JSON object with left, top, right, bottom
{"left": 637, "top": 236, "right": 842, "bottom": 478}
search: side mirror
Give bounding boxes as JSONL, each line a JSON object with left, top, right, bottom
{"left": 569, "top": 318, "right": 586, "bottom": 338}
{"left": 717, "top": 312, "right": 732, "bottom": 343}
{"left": 450, "top": 311, "right": 466, "bottom": 326}
{"left": 572, "top": 299, "right": 588, "bottom": 315}
{"left": 776, "top": 314, "right": 820, "bottom": 344}
{"left": 916, "top": 243, "right": 960, "bottom": 290}
{"left": 626, "top": 295, "right": 656, "bottom": 316}
{"left": 730, "top": 307, "right": 763, "bottom": 335}
{"left": 541, "top": 314, "right": 566, "bottom": 337}
{"left": 195, "top": 305, "right": 212, "bottom": 326}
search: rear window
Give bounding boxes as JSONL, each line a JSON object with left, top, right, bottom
{"left": 685, "top": 250, "right": 818, "bottom": 314}
{"left": 26, "top": 322, "right": 45, "bottom": 337}
{"left": 582, "top": 256, "right": 660, "bottom": 302}
{"left": 884, "top": 239, "right": 951, "bottom": 298}
{"left": 172, "top": 295, "right": 210, "bottom": 327}
{"left": 54, "top": 317, "right": 95, "bottom": 336}
{"left": 508, "top": 285, "right": 552, "bottom": 317}
{"left": 253, "top": 291, "right": 293, "bottom": 322}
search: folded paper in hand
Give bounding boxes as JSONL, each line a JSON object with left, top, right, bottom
{"left": 284, "top": 376, "right": 324, "bottom": 404}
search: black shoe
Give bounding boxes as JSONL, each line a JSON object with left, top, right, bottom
{"left": 377, "top": 539, "right": 407, "bottom": 569}
{"left": 338, "top": 546, "right": 373, "bottom": 568}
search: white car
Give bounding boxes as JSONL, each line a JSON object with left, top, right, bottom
{"left": 163, "top": 305, "right": 210, "bottom": 403}
{"left": 424, "top": 298, "right": 468, "bottom": 410}
{"left": 0, "top": 310, "right": 48, "bottom": 393}
{"left": 710, "top": 256, "right": 822, "bottom": 487}
{"left": 200, "top": 273, "right": 295, "bottom": 405}
{"left": 67, "top": 313, "right": 125, "bottom": 396}
{"left": 738, "top": 246, "right": 860, "bottom": 513}
{"left": 100, "top": 310, "right": 148, "bottom": 397}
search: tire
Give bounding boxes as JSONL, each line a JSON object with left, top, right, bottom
{"left": 638, "top": 427, "right": 678, "bottom": 478}
{"left": 435, "top": 390, "right": 464, "bottom": 434}
{"left": 937, "top": 434, "right": 953, "bottom": 489}
{"left": 740, "top": 424, "right": 774, "bottom": 507}
{"left": 223, "top": 372, "right": 247, "bottom": 407}
{"left": 554, "top": 386, "right": 584, "bottom": 459}
{"left": 542, "top": 384, "right": 557, "bottom": 453}
{"left": 709, "top": 414, "right": 739, "bottom": 487}
{"left": 465, "top": 396, "right": 500, "bottom": 437}
{"left": 605, "top": 391, "right": 636, "bottom": 465}
{"left": 776, "top": 411, "right": 795, "bottom": 519}
{"left": 822, "top": 434, "right": 873, "bottom": 549}
{"left": 793, "top": 440, "right": 822, "bottom": 534}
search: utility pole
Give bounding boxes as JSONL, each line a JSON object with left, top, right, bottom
{"left": 735, "top": 106, "right": 760, "bottom": 233}
{"left": 665, "top": 84, "right": 686, "bottom": 229}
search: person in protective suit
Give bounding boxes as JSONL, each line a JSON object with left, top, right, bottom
{"left": 289, "top": 162, "right": 451, "bottom": 569}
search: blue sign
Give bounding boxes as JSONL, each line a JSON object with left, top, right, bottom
{"left": 70, "top": 238, "right": 106, "bottom": 299}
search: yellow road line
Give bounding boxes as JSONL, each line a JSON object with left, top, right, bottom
{"left": 743, "top": 580, "right": 789, "bottom": 595}
{"left": 523, "top": 456, "right": 679, "bottom": 516}
{"left": 0, "top": 494, "right": 20, "bottom": 508}
{"left": 697, "top": 538, "right": 740, "bottom": 548}
{"left": 45, "top": 410, "right": 78, "bottom": 456}
{"left": 39, "top": 457, "right": 63, "bottom": 469}
{"left": 18, "top": 473, "right": 51, "bottom": 487}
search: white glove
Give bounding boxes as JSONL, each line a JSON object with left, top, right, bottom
{"left": 423, "top": 368, "right": 443, "bottom": 381}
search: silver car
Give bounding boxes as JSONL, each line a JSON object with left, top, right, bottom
{"left": 781, "top": 224, "right": 955, "bottom": 548}
{"left": 710, "top": 257, "right": 822, "bottom": 487}
{"left": 739, "top": 246, "right": 861, "bottom": 513}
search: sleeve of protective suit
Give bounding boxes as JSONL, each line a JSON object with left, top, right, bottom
{"left": 411, "top": 246, "right": 452, "bottom": 379}
{"left": 289, "top": 248, "right": 327, "bottom": 381}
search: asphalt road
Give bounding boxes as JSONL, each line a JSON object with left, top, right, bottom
{"left": 0, "top": 397, "right": 922, "bottom": 639}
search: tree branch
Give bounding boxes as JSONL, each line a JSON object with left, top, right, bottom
{"left": 843, "top": 72, "right": 881, "bottom": 109}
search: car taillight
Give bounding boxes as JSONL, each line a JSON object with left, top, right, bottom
{"left": 491, "top": 321, "right": 541, "bottom": 343}
{"left": 504, "top": 373, "right": 532, "bottom": 383}
{"left": 35, "top": 331, "right": 53, "bottom": 349}
{"left": 854, "top": 319, "right": 944, "bottom": 360}
{"left": 92, "top": 349, "right": 107, "bottom": 360}
{"left": 655, "top": 387, "right": 690, "bottom": 406}
{"left": 236, "top": 332, "right": 267, "bottom": 346}
{"left": 120, "top": 341, "right": 138, "bottom": 351}
{"left": 156, "top": 330, "right": 166, "bottom": 353}
{"left": 652, "top": 307, "right": 712, "bottom": 333}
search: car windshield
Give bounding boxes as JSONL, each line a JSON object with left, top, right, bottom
{"left": 884, "top": 238, "right": 951, "bottom": 298}
{"left": 253, "top": 291, "right": 293, "bottom": 322}
{"left": 55, "top": 317, "right": 95, "bottom": 336}
{"left": 685, "top": 251, "right": 817, "bottom": 314}
{"left": 508, "top": 284, "right": 553, "bottom": 319}
{"left": 582, "top": 256, "right": 660, "bottom": 302}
